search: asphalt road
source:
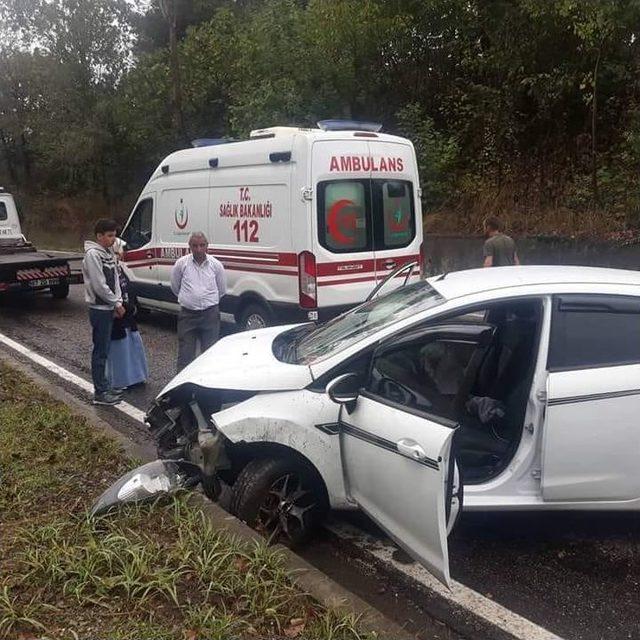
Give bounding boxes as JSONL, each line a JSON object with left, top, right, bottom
{"left": 1, "top": 286, "right": 640, "bottom": 640}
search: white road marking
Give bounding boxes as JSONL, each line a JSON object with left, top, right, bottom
{"left": 0, "top": 331, "right": 564, "bottom": 640}
{"left": 326, "top": 520, "right": 564, "bottom": 640}
{"left": 0, "top": 332, "right": 146, "bottom": 424}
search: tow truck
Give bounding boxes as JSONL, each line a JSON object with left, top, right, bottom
{"left": 0, "top": 188, "right": 82, "bottom": 298}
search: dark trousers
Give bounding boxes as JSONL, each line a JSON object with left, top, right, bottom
{"left": 177, "top": 305, "right": 220, "bottom": 372}
{"left": 89, "top": 307, "right": 114, "bottom": 394}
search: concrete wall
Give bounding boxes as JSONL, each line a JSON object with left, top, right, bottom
{"left": 424, "top": 234, "right": 640, "bottom": 276}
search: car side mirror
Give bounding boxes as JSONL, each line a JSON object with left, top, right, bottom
{"left": 326, "top": 373, "right": 360, "bottom": 411}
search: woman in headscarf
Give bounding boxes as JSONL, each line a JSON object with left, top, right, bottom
{"left": 106, "top": 238, "right": 149, "bottom": 390}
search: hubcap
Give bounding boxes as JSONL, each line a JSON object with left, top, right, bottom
{"left": 256, "top": 473, "right": 316, "bottom": 543}
{"left": 245, "top": 313, "right": 266, "bottom": 331}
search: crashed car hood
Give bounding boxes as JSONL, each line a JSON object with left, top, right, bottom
{"left": 160, "top": 324, "right": 313, "bottom": 395}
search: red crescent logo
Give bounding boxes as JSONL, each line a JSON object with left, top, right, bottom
{"left": 175, "top": 204, "right": 188, "bottom": 229}
{"left": 327, "top": 199, "right": 358, "bottom": 245}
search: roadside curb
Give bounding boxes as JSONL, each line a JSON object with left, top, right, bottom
{"left": 0, "top": 350, "right": 415, "bottom": 640}
{"left": 192, "top": 495, "right": 415, "bottom": 640}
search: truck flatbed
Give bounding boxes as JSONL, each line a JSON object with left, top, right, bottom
{"left": 0, "top": 249, "right": 82, "bottom": 265}
{"left": 0, "top": 189, "right": 83, "bottom": 297}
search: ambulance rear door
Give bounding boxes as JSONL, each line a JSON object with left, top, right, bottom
{"left": 368, "top": 140, "right": 421, "bottom": 292}
{"left": 312, "top": 139, "right": 377, "bottom": 313}
{"left": 312, "top": 138, "right": 422, "bottom": 314}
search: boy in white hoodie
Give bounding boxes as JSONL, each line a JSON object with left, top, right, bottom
{"left": 82, "top": 219, "right": 125, "bottom": 405}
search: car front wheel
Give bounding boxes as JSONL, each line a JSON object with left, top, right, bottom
{"left": 230, "top": 457, "right": 326, "bottom": 547}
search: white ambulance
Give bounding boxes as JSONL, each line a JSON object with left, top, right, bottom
{"left": 119, "top": 121, "right": 423, "bottom": 329}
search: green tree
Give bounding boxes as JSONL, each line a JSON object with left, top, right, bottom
{"left": 396, "top": 103, "right": 459, "bottom": 207}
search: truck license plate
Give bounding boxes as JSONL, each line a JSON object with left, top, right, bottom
{"left": 29, "top": 278, "right": 60, "bottom": 288}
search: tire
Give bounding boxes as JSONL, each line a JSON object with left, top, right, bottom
{"left": 50, "top": 282, "right": 69, "bottom": 299}
{"left": 238, "top": 302, "right": 272, "bottom": 331}
{"left": 128, "top": 290, "right": 150, "bottom": 316}
{"left": 202, "top": 474, "right": 221, "bottom": 501}
{"left": 230, "top": 457, "right": 327, "bottom": 547}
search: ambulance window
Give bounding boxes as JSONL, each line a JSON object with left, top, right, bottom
{"left": 317, "top": 180, "right": 370, "bottom": 253}
{"left": 377, "top": 180, "right": 415, "bottom": 249}
{"left": 0, "top": 202, "right": 7, "bottom": 221}
{"left": 122, "top": 198, "right": 153, "bottom": 251}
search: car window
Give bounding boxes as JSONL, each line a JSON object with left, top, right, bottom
{"left": 0, "top": 202, "right": 7, "bottom": 221}
{"left": 446, "top": 309, "right": 488, "bottom": 323}
{"left": 292, "top": 280, "right": 445, "bottom": 364}
{"left": 368, "top": 337, "right": 477, "bottom": 420}
{"left": 548, "top": 295, "right": 640, "bottom": 370}
{"left": 317, "top": 179, "right": 417, "bottom": 253}
{"left": 122, "top": 198, "right": 153, "bottom": 251}
{"left": 317, "top": 180, "right": 370, "bottom": 252}
{"left": 378, "top": 180, "right": 415, "bottom": 249}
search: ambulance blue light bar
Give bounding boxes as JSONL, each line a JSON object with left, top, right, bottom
{"left": 191, "top": 138, "right": 235, "bottom": 148}
{"left": 317, "top": 120, "right": 382, "bottom": 133}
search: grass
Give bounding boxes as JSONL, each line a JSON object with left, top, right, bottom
{"left": 0, "top": 363, "right": 373, "bottom": 639}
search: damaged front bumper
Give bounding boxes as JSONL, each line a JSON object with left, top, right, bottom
{"left": 90, "top": 386, "right": 252, "bottom": 516}
{"left": 146, "top": 386, "right": 250, "bottom": 487}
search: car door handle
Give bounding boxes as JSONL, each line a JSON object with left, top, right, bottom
{"left": 145, "top": 251, "right": 154, "bottom": 259}
{"left": 383, "top": 259, "right": 397, "bottom": 270}
{"left": 397, "top": 438, "right": 428, "bottom": 461}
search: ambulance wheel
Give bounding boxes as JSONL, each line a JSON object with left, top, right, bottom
{"left": 129, "top": 292, "right": 150, "bottom": 316}
{"left": 238, "top": 303, "right": 272, "bottom": 331}
{"left": 230, "top": 457, "right": 327, "bottom": 547}
{"left": 50, "top": 283, "right": 69, "bottom": 299}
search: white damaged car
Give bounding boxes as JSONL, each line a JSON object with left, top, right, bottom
{"left": 109, "top": 265, "right": 640, "bottom": 587}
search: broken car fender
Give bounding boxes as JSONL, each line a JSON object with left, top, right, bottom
{"left": 212, "top": 389, "right": 351, "bottom": 509}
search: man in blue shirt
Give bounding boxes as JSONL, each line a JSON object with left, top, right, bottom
{"left": 170, "top": 231, "right": 227, "bottom": 371}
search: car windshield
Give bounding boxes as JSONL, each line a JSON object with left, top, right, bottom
{"left": 293, "top": 280, "right": 445, "bottom": 364}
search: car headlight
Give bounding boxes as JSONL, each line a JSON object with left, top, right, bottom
{"left": 91, "top": 459, "right": 202, "bottom": 517}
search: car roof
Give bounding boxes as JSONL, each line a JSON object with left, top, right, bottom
{"left": 428, "top": 265, "right": 640, "bottom": 300}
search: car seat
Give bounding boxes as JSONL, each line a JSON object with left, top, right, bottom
{"left": 454, "top": 305, "right": 538, "bottom": 478}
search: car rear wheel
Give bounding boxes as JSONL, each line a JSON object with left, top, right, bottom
{"left": 238, "top": 302, "right": 272, "bottom": 331}
{"left": 50, "top": 282, "right": 69, "bottom": 299}
{"left": 230, "top": 457, "right": 326, "bottom": 547}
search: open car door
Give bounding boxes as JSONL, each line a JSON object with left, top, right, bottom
{"left": 330, "top": 323, "right": 492, "bottom": 586}
{"left": 339, "top": 395, "right": 456, "bottom": 585}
